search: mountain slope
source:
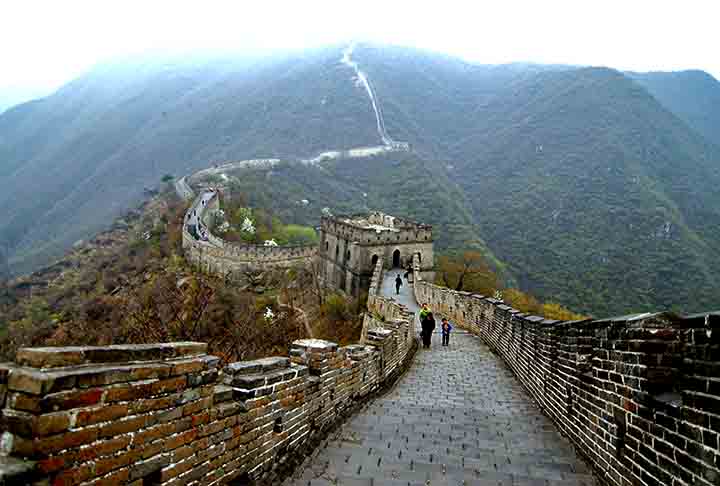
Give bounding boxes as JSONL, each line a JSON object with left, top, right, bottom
{"left": 0, "top": 47, "right": 378, "bottom": 274}
{"left": 1, "top": 45, "right": 719, "bottom": 316}
{"left": 629, "top": 70, "right": 720, "bottom": 147}
{"left": 446, "top": 67, "right": 720, "bottom": 314}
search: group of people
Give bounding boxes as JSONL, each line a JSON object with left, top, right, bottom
{"left": 419, "top": 303, "right": 452, "bottom": 349}
{"left": 392, "top": 273, "right": 452, "bottom": 349}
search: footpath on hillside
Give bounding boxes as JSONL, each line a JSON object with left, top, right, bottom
{"left": 287, "top": 271, "right": 598, "bottom": 485}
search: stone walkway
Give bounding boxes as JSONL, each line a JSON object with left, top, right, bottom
{"left": 287, "top": 272, "right": 598, "bottom": 485}
{"left": 381, "top": 269, "right": 421, "bottom": 316}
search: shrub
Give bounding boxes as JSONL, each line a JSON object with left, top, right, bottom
{"left": 321, "top": 293, "right": 350, "bottom": 322}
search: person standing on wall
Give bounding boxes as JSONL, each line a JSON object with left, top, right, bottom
{"left": 421, "top": 311, "right": 436, "bottom": 349}
{"left": 441, "top": 317, "right": 452, "bottom": 346}
{"left": 395, "top": 273, "right": 403, "bottom": 295}
{"left": 419, "top": 303, "right": 430, "bottom": 321}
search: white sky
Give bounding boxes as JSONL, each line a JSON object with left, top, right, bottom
{"left": 1, "top": 0, "right": 718, "bottom": 94}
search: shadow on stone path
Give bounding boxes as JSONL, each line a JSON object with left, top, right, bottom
{"left": 287, "top": 272, "right": 598, "bottom": 485}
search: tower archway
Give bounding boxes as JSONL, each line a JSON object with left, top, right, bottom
{"left": 392, "top": 249, "right": 401, "bottom": 268}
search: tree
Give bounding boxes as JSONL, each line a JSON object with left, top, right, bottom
{"left": 436, "top": 251, "right": 498, "bottom": 293}
{"left": 540, "top": 302, "right": 587, "bottom": 321}
{"left": 161, "top": 174, "right": 174, "bottom": 183}
{"left": 503, "top": 288, "right": 541, "bottom": 314}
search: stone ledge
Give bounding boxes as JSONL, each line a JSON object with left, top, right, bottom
{"left": 0, "top": 456, "right": 37, "bottom": 485}
{"left": 15, "top": 342, "right": 207, "bottom": 369}
{"left": 2, "top": 356, "right": 218, "bottom": 396}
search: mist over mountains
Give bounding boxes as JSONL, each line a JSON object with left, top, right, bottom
{"left": 1, "top": 44, "right": 719, "bottom": 316}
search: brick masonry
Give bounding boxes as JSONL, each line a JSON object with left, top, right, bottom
{"left": 0, "top": 266, "right": 417, "bottom": 486}
{"left": 411, "top": 254, "right": 720, "bottom": 486}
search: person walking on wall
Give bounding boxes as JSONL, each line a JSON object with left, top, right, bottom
{"left": 421, "top": 311, "right": 436, "bottom": 349}
{"left": 441, "top": 317, "right": 452, "bottom": 346}
{"left": 395, "top": 274, "right": 403, "bottom": 295}
{"left": 419, "top": 303, "right": 430, "bottom": 321}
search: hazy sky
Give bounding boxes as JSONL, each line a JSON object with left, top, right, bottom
{"left": 1, "top": 0, "right": 718, "bottom": 95}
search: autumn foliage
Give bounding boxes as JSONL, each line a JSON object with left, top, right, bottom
{"left": 435, "top": 251, "right": 587, "bottom": 321}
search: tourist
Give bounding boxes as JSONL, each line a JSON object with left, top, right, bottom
{"left": 419, "top": 303, "right": 430, "bottom": 321}
{"left": 395, "top": 274, "right": 403, "bottom": 294}
{"left": 421, "top": 311, "right": 435, "bottom": 349}
{"left": 441, "top": 317, "right": 452, "bottom": 346}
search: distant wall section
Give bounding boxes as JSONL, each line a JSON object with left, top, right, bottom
{"left": 182, "top": 191, "right": 316, "bottom": 279}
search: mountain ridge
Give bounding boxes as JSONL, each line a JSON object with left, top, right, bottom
{"left": 1, "top": 44, "right": 719, "bottom": 316}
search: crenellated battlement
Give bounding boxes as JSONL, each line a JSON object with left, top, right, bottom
{"left": 319, "top": 212, "right": 434, "bottom": 297}
{"left": 0, "top": 300, "right": 416, "bottom": 484}
{"left": 410, "top": 254, "right": 720, "bottom": 486}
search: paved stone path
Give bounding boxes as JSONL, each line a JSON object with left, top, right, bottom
{"left": 288, "top": 271, "right": 598, "bottom": 485}
{"left": 381, "top": 269, "right": 421, "bottom": 316}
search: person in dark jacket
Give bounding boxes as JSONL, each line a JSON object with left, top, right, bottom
{"left": 395, "top": 274, "right": 403, "bottom": 294}
{"left": 441, "top": 317, "right": 453, "bottom": 346}
{"left": 421, "top": 312, "right": 436, "bottom": 349}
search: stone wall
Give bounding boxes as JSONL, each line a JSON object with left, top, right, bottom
{"left": 319, "top": 213, "right": 433, "bottom": 297}
{"left": 320, "top": 216, "right": 433, "bottom": 247}
{"left": 0, "top": 297, "right": 417, "bottom": 485}
{"left": 182, "top": 191, "right": 316, "bottom": 279}
{"left": 174, "top": 176, "right": 195, "bottom": 202}
{"left": 411, "top": 255, "right": 720, "bottom": 486}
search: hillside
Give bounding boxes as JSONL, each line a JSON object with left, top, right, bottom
{"left": 0, "top": 47, "right": 378, "bottom": 275}
{"left": 629, "top": 70, "right": 720, "bottom": 147}
{"left": 446, "top": 67, "right": 720, "bottom": 315}
{"left": 1, "top": 44, "right": 719, "bottom": 316}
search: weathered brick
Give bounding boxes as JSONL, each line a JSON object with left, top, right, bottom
{"left": 75, "top": 404, "right": 128, "bottom": 427}
{"left": 99, "top": 415, "right": 147, "bottom": 438}
{"left": 35, "top": 427, "right": 99, "bottom": 455}
{"left": 40, "top": 388, "right": 104, "bottom": 412}
{"left": 128, "top": 454, "right": 170, "bottom": 481}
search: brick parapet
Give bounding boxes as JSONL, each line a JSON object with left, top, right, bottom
{"left": 410, "top": 254, "right": 720, "bottom": 486}
{"left": 0, "top": 304, "right": 416, "bottom": 484}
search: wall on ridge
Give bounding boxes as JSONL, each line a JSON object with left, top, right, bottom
{"left": 411, "top": 255, "right": 720, "bottom": 486}
{"left": 182, "top": 191, "right": 316, "bottom": 279}
{"left": 0, "top": 290, "right": 417, "bottom": 485}
{"left": 174, "top": 176, "right": 195, "bottom": 202}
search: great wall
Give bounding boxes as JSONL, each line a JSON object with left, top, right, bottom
{"left": 181, "top": 189, "right": 317, "bottom": 278}
{"left": 2, "top": 44, "right": 720, "bottom": 485}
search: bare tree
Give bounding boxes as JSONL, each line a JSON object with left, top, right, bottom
{"left": 437, "top": 251, "right": 498, "bottom": 293}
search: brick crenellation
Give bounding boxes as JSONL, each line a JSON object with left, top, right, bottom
{"left": 0, "top": 289, "right": 416, "bottom": 485}
{"left": 410, "top": 254, "right": 720, "bottom": 486}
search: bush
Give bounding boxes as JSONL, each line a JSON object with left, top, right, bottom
{"left": 321, "top": 293, "right": 350, "bottom": 322}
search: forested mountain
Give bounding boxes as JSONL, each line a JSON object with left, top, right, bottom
{"left": 0, "top": 48, "right": 378, "bottom": 275}
{"left": 1, "top": 44, "right": 718, "bottom": 316}
{"left": 629, "top": 70, "right": 720, "bottom": 147}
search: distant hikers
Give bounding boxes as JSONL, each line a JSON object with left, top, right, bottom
{"left": 395, "top": 274, "right": 403, "bottom": 294}
{"left": 441, "top": 317, "right": 452, "bottom": 346}
{"left": 421, "top": 311, "right": 436, "bottom": 349}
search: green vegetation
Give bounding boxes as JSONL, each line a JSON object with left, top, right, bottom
{"left": 1, "top": 45, "right": 719, "bottom": 317}
{"left": 217, "top": 200, "right": 318, "bottom": 246}
{"left": 0, "top": 191, "right": 363, "bottom": 361}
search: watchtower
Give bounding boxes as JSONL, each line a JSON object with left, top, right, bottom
{"left": 319, "top": 211, "right": 434, "bottom": 297}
